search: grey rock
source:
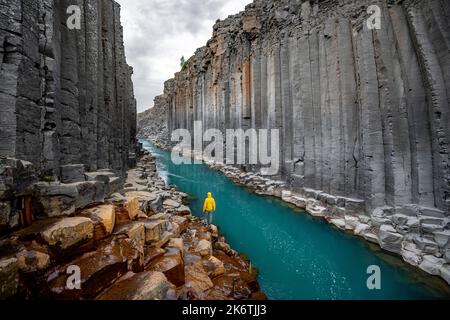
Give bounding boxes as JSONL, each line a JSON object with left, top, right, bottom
{"left": 60, "top": 165, "right": 86, "bottom": 184}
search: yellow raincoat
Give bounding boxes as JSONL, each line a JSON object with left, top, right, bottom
{"left": 203, "top": 192, "right": 216, "bottom": 212}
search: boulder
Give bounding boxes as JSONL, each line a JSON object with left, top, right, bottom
{"left": 114, "top": 222, "right": 145, "bottom": 248}
{"left": 214, "top": 241, "right": 232, "bottom": 254}
{"left": 330, "top": 218, "right": 346, "bottom": 230}
{"left": 176, "top": 205, "right": 191, "bottom": 216}
{"left": 84, "top": 172, "right": 111, "bottom": 184}
{"left": 82, "top": 204, "right": 115, "bottom": 240}
{"left": 60, "top": 164, "right": 85, "bottom": 184}
{"left": 196, "top": 239, "right": 212, "bottom": 257}
{"left": 45, "top": 241, "right": 133, "bottom": 299}
{"left": 34, "top": 181, "right": 105, "bottom": 217}
{"left": 108, "top": 177, "right": 123, "bottom": 195}
{"left": 433, "top": 230, "right": 450, "bottom": 248}
{"left": 41, "top": 217, "right": 94, "bottom": 251}
{"left": 0, "top": 257, "right": 19, "bottom": 299}
{"left": 125, "top": 191, "right": 161, "bottom": 215}
{"left": 167, "top": 238, "right": 184, "bottom": 254}
{"left": 379, "top": 224, "right": 403, "bottom": 254}
{"left": 202, "top": 256, "right": 225, "bottom": 278}
{"left": 419, "top": 255, "right": 444, "bottom": 276}
{"left": 306, "top": 199, "right": 327, "bottom": 217}
{"left": 149, "top": 249, "right": 185, "bottom": 287}
{"left": 144, "top": 247, "right": 166, "bottom": 268}
{"left": 144, "top": 219, "right": 168, "bottom": 244}
{"left": 124, "top": 197, "right": 141, "bottom": 220}
{"left": 16, "top": 249, "right": 50, "bottom": 273}
{"left": 401, "top": 242, "right": 423, "bottom": 267}
{"left": 413, "top": 236, "right": 439, "bottom": 255}
{"left": 185, "top": 261, "right": 214, "bottom": 299}
{"left": 163, "top": 199, "right": 180, "bottom": 208}
{"left": 97, "top": 271, "right": 169, "bottom": 300}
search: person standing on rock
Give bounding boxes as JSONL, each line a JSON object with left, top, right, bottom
{"left": 202, "top": 192, "right": 216, "bottom": 225}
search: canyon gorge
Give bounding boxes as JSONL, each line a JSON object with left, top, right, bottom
{"left": 138, "top": 0, "right": 450, "bottom": 285}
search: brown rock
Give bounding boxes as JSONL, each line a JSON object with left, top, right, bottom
{"left": 203, "top": 256, "right": 225, "bottom": 279}
{"left": 124, "top": 197, "right": 141, "bottom": 220}
{"left": 41, "top": 217, "right": 94, "bottom": 251}
{"left": 82, "top": 204, "right": 115, "bottom": 240}
{"left": 149, "top": 248, "right": 185, "bottom": 287}
{"left": 97, "top": 271, "right": 169, "bottom": 300}
{"left": 184, "top": 261, "right": 213, "bottom": 299}
{"left": 196, "top": 239, "right": 212, "bottom": 257}
{"left": 0, "top": 257, "right": 19, "bottom": 299}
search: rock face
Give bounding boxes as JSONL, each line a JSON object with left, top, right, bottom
{"left": 138, "top": 0, "right": 450, "bottom": 283}
{"left": 0, "top": 0, "right": 137, "bottom": 231}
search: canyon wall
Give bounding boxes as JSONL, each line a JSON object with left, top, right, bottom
{"left": 0, "top": 0, "right": 137, "bottom": 231}
{"left": 0, "top": 0, "right": 137, "bottom": 176}
{"left": 139, "top": 0, "right": 450, "bottom": 280}
{"left": 148, "top": 0, "right": 450, "bottom": 216}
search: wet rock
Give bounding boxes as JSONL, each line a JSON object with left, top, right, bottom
{"left": 196, "top": 239, "right": 212, "bottom": 257}
{"left": 16, "top": 249, "right": 50, "bottom": 273}
{"left": 144, "top": 219, "right": 168, "bottom": 244}
{"left": 306, "top": 199, "right": 327, "bottom": 217}
{"left": 203, "top": 256, "right": 225, "bottom": 279}
{"left": 114, "top": 222, "right": 145, "bottom": 248}
{"left": 330, "top": 218, "right": 346, "bottom": 230}
{"left": 214, "top": 241, "right": 232, "bottom": 255}
{"left": 125, "top": 191, "right": 161, "bottom": 215}
{"left": 98, "top": 271, "right": 169, "bottom": 300}
{"left": 209, "top": 224, "right": 219, "bottom": 238}
{"left": 167, "top": 238, "right": 184, "bottom": 254}
{"left": 149, "top": 249, "right": 185, "bottom": 287}
{"left": 41, "top": 217, "right": 94, "bottom": 251}
{"left": 82, "top": 204, "right": 115, "bottom": 240}
{"left": 144, "top": 247, "right": 166, "bottom": 267}
{"left": 0, "top": 257, "right": 19, "bottom": 299}
{"left": 185, "top": 261, "right": 214, "bottom": 299}
{"left": 124, "top": 197, "right": 141, "bottom": 220}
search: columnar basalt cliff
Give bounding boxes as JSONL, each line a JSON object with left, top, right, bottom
{"left": 0, "top": 0, "right": 137, "bottom": 231}
{"left": 139, "top": 0, "right": 450, "bottom": 283}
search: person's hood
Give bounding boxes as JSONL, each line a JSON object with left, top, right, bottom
{"left": 207, "top": 192, "right": 212, "bottom": 198}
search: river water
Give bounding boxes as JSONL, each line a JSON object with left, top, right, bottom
{"left": 142, "top": 140, "right": 449, "bottom": 300}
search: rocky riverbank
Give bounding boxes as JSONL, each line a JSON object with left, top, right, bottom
{"left": 139, "top": 134, "right": 450, "bottom": 288}
{"left": 0, "top": 150, "right": 265, "bottom": 300}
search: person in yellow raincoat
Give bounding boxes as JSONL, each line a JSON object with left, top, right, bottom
{"left": 202, "top": 192, "right": 216, "bottom": 225}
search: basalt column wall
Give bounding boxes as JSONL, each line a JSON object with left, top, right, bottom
{"left": 162, "top": 0, "right": 450, "bottom": 217}
{"left": 0, "top": 0, "right": 137, "bottom": 179}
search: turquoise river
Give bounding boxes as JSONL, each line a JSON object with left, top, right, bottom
{"left": 142, "top": 140, "right": 450, "bottom": 300}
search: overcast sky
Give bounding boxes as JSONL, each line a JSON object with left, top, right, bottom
{"left": 115, "top": 0, "right": 252, "bottom": 113}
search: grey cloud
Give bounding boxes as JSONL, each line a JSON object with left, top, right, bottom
{"left": 116, "top": 0, "right": 251, "bottom": 112}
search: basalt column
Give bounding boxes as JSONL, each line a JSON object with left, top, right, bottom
{"left": 159, "top": 0, "right": 450, "bottom": 217}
